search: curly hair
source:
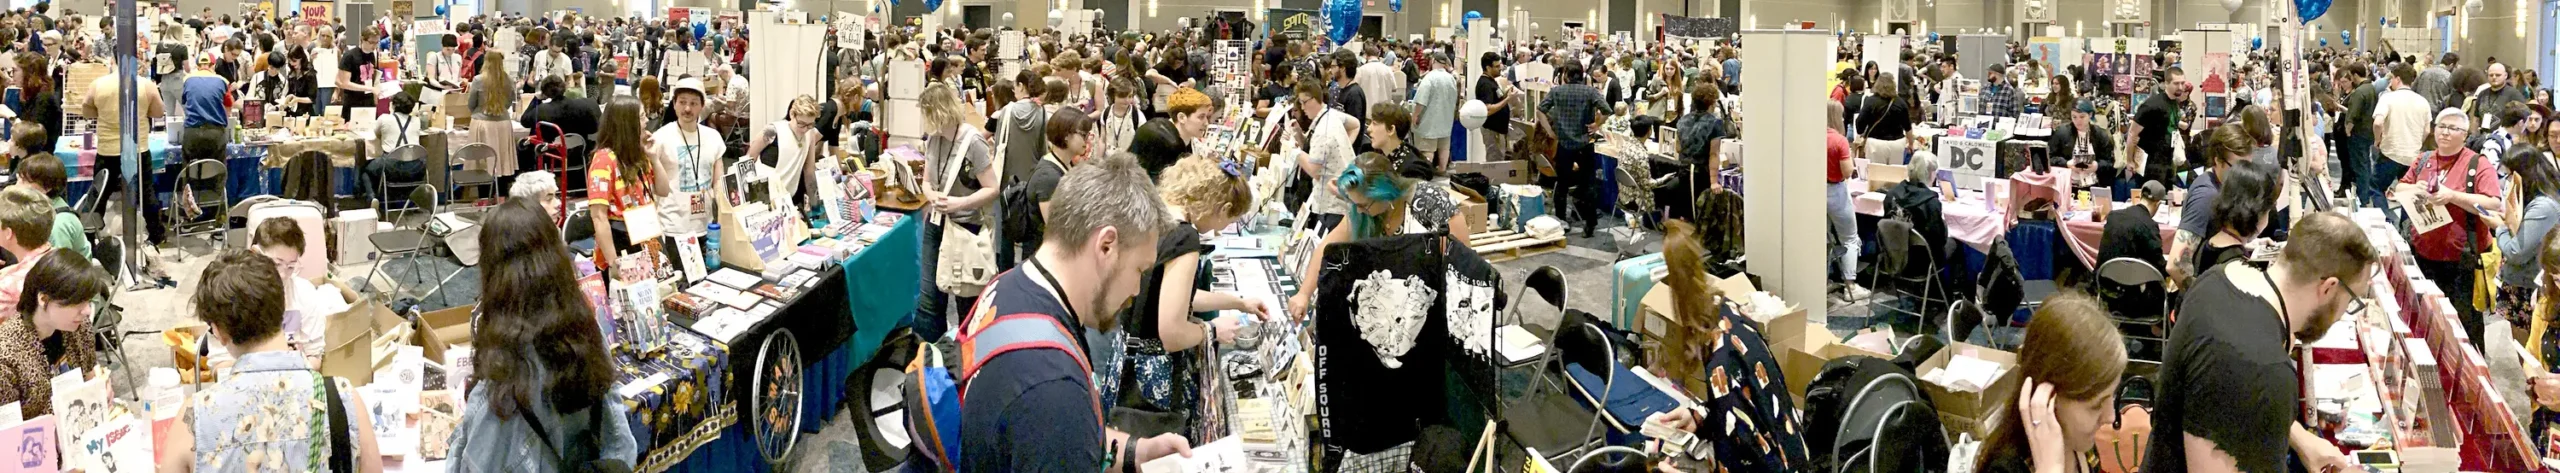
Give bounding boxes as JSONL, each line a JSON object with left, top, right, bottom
{"left": 1167, "top": 87, "right": 1214, "bottom": 116}
{"left": 1158, "top": 156, "right": 1252, "bottom": 223}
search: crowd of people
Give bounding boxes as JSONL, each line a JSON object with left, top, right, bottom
{"left": 0, "top": 0, "right": 2547, "bottom": 470}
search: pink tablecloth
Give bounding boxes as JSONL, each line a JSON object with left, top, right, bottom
{"left": 1854, "top": 190, "right": 2007, "bottom": 252}
{"left": 2059, "top": 217, "right": 2179, "bottom": 268}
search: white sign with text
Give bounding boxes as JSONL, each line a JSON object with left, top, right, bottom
{"left": 1938, "top": 137, "right": 1999, "bottom": 188}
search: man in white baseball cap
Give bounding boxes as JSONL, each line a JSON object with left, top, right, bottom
{"left": 650, "top": 76, "right": 726, "bottom": 235}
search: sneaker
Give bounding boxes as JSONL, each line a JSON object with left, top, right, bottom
{"left": 1843, "top": 284, "right": 1873, "bottom": 300}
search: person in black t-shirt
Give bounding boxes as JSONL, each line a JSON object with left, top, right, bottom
{"left": 2132, "top": 68, "right": 2192, "bottom": 186}
{"left": 2144, "top": 212, "right": 2370, "bottom": 473}
{"left": 335, "top": 30, "right": 382, "bottom": 120}
{"left": 1477, "top": 52, "right": 1514, "bottom": 162}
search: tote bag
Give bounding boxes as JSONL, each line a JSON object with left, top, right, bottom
{"left": 935, "top": 129, "right": 998, "bottom": 295}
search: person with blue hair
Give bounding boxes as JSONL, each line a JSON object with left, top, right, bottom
{"left": 1285, "top": 150, "right": 1447, "bottom": 320}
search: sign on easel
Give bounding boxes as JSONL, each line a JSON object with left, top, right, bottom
{"left": 1938, "top": 137, "right": 1998, "bottom": 188}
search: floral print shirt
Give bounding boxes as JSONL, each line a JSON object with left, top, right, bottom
{"left": 190, "top": 351, "right": 367, "bottom": 473}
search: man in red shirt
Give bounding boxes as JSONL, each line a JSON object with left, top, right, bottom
{"left": 1826, "top": 100, "right": 1867, "bottom": 301}
{"left": 2392, "top": 108, "right": 2504, "bottom": 351}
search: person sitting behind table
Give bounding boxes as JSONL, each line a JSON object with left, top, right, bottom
{"left": 0, "top": 186, "right": 55, "bottom": 317}
{"left": 1973, "top": 293, "right": 2130, "bottom": 473}
{"left": 1882, "top": 152, "right": 1952, "bottom": 276}
{"left": 1639, "top": 220, "right": 1810, "bottom": 472}
{"left": 0, "top": 251, "right": 103, "bottom": 417}
{"left": 10, "top": 152, "right": 83, "bottom": 259}
{"left": 160, "top": 249, "right": 386, "bottom": 472}
{"left": 511, "top": 170, "right": 563, "bottom": 228}
{"left": 252, "top": 217, "right": 355, "bottom": 345}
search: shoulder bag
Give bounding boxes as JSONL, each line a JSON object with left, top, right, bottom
{"left": 936, "top": 130, "right": 999, "bottom": 295}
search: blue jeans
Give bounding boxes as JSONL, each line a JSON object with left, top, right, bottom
{"left": 2340, "top": 134, "right": 2381, "bottom": 208}
{"left": 914, "top": 218, "right": 979, "bottom": 342}
{"left": 315, "top": 87, "right": 333, "bottom": 113}
{"left": 1828, "top": 182, "right": 1858, "bottom": 282}
{"left": 2372, "top": 156, "right": 2410, "bottom": 210}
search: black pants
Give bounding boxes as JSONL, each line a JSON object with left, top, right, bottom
{"left": 2416, "top": 256, "right": 2484, "bottom": 352}
{"left": 1555, "top": 142, "right": 1600, "bottom": 234}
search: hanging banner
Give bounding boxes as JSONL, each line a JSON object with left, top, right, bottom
{"left": 1267, "top": 8, "right": 1318, "bottom": 41}
{"left": 302, "top": 1, "right": 335, "bottom": 27}
{"left": 1660, "top": 14, "right": 1732, "bottom": 39}
{"left": 667, "top": 6, "right": 690, "bottom": 22}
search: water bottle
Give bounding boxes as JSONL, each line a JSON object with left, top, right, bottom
{"left": 705, "top": 224, "right": 723, "bottom": 271}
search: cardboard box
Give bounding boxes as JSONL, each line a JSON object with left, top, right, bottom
{"left": 416, "top": 304, "right": 474, "bottom": 363}
{"left": 1915, "top": 342, "right": 2021, "bottom": 432}
{"left": 1455, "top": 188, "right": 1489, "bottom": 237}
{"left": 320, "top": 301, "right": 411, "bottom": 385}
{"left": 1868, "top": 163, "right": 1909, "bottom": 192}
{"left": 1453, "top": 160, "right": 1533, "bottom": 185}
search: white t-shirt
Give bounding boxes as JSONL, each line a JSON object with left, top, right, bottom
{"left": 2375, "top": 88, "right": 2435, "bottom": 166}
{"left": 652, "top": 121, "right": 727, "bottom": 234}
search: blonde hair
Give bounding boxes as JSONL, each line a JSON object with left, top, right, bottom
{"left": 1052, "top": 50, "right": 1084, "bottom": 75}
{"left": 789, "top": 95, "right": 820, "bottom": 121}
{"left": 0, "top": 186, "right": 47, "bottom": 246}
{"left": 1157, "top": 156, "right": 1251, "bottom": 222}
{"left": 920, "top": 82, "right": 969, "bottom": 132}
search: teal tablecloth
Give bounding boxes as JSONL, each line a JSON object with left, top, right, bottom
{"left": 842, "top": 214, "right": 922, "bottom": 369}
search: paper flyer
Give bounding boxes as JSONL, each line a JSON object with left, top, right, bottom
{"left": 70, "top": 415, "right": 146, "bottom": 473}
{"left": 48, "top": 370, "right": 105, "bottom": 471}
{"left": 0, "top": 415, "right": 57, "bottom": 473}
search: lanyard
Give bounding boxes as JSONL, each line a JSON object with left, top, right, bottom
{"left": 1027, "top": 258, "right": 1079, "bottom": 325}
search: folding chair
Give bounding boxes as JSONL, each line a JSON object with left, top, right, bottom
{"left": 375, "top": 145, "right": 431, "bottom": 227}
{"left": 1866, "top": 218, "right": 1943, "bottom": 333}
{"left": 166, "top": 159, "right": 228, "bottom": 247}
{"left": 448, "top": 143, "right": 502, "bottom": 202}
{"left": 2096, "top": 257, "right": 2171, "bottom": 364}
{"left": 359, "top": 185, "right": 453, "bottom": 302}
{"left": 560, "top": 133, "right": 591, "bottom": 198}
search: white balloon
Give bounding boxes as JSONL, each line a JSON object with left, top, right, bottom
{"left": 1048, "top": 9, "right": 1065, "bottom": 26}
{"left": 2221, "top": 0, "right": 2243, "bottom": 13}
{"left": 1003, "top": 12, "right": 1015, "bottom": 23}
{"left": 2466, "top": 0, "right": 2484, "bottom": 13}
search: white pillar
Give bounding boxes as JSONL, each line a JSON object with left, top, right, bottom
{"left": 1741, "top": 28, "right": 1836, "bottom": 319}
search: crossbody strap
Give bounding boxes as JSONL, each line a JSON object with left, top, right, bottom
{"left": 519, "top": 397, "right": 574, "bottom": 467}
{"left": 322, "top": 375, "right": 353, "bottom": 473}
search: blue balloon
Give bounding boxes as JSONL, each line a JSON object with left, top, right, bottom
{"left": 434, "top": 4, "right": 447, "bottom": 15}
{"left": 1326, "top": 0, "right": 1360, "bottom": 44}
{"left": 924, "top": 0, "right": 943, "bottom": 13}
{"left": 1389, "top": 0, "right": 1402, "bottom": 12}
{"left": 2251, "top": 37, "right": 2262, "bottom": 49}
{"left": 1927, "top": 32, "right": 1940, "bottom": 41}
{"left": 1462, "top": 10, "right": 1482, "bottom": 30}
{"left": 2297, "top": 0, "right": 2329, "bottom": 21}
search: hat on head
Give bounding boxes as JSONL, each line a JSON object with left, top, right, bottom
{"left": 671, "top": 77, "right": 707, "bottom": 100}
{"left": 2140, "top": 181, "right": 2167, "bottom": 201}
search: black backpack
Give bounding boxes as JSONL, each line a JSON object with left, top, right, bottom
{"left": 520, "top": 399, "right": 636, "bottom": 473}
{"left": 1801, "top": 355, "right": 1951, "bottom": 473}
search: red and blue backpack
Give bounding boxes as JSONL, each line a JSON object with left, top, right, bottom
{"left": 901, "top": 281, "right": 1105, "bottom": 471}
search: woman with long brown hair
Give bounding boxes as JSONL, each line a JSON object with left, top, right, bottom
{"left": 577, "top": 95, "right": 663, "bottom": 271}
{"left": 12, "top": 53, "right": 55, "bottom": 140}
{"left": 1637, "top": 220, "right": 1809, "bottom": 472}
{"left": 468, "top": 50, "right": 520, "bottom": 180}
{"left": 1974, "top": 293, "right": 2129, "bottom": 473}
{"left": 450, "top": 199, "right": 637, "bottom": 471}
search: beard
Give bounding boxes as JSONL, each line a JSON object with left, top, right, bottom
{"left": 2293, "top": 298, "right": 2349, "bottom": 344}
{"left": 1088, "top": 291, "right": 1120, "bottom": 330}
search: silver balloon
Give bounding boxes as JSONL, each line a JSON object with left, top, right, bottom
{"left": 2220, "top": 0, "right": 2242, "bottom": 13}
{"left": 1003, "top": 12, "right": 1015, "bottom": 23}
{"left": 1048, "top": 9, "right": 1064, "bottom": 26}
